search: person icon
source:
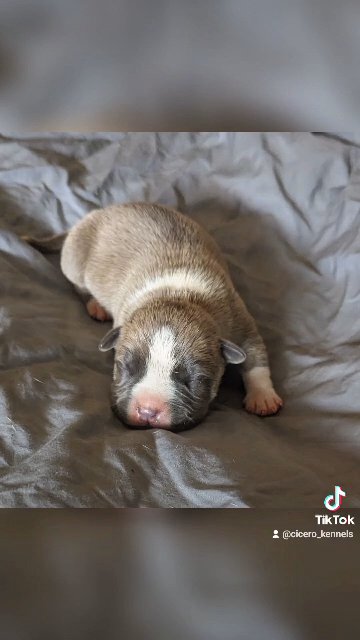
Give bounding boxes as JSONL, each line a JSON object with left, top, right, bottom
{"left": 273, "top": 529, "right": 279, "bottom": 539}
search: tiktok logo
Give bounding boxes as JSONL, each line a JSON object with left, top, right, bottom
{"left": 324, "top": 486, "right": 346, "bottom": 511}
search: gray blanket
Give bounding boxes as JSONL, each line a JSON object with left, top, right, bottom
{"left": 1, "top": 132, "right": 359, "bottom": 507}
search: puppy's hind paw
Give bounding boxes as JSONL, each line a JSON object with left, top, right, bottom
{"left": 86, "top": 298, "right": 112, "bottom": 322}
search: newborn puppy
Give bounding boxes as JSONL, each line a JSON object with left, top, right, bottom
{"left": 30, "top": 203, "right": 283, "bottom": 431}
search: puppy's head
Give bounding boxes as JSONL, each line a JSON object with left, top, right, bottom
{"left": 99, "top": 300, "right": 245, "bottom": 432}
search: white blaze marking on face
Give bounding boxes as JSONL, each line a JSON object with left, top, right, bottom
{"left": 128, "top": 269, "right": 220, "bottom": 311}
{"left": 131, "top": 326, "right": 177, "bottom": 401}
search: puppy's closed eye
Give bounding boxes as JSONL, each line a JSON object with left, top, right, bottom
{"left": 118, "top": 350, "right": 143, "bottom": 377}
{"left": 173, "top": 365, "right": 191, "bottom": 388}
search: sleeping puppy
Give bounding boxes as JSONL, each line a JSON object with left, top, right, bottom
{"left": 26, "top": 203, "right": 283, "bottom": 431}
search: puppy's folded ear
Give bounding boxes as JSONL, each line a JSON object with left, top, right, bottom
{"left": 98, "top": 326, "right": 121, "bottom": 352}
{"left": 221, "top": 339, "right": 246, "bottom": 364}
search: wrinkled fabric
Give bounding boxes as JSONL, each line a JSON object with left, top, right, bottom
{"left": 0, "top": 132, "right": 359, "bottom": 507}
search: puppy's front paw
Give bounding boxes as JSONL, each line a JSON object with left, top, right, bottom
{"left": 86, "top": 298, "right": 111, "bottom": 322}
{"left": 244, "top": 388, "right": 283, "bottom": 416}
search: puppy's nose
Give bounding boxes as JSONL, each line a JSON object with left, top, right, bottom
{"left": 129, "top": 395, "right": 171, "bottom": 428}
{"left": 137, "top": 406, "right": 159, "bottom": 421}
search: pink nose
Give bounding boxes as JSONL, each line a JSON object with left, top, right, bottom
{"left": 137, "top": 406, "right": 160, "bottom": 422}
{"left": 128, "top": 394, "right": 171, "bottom": 428}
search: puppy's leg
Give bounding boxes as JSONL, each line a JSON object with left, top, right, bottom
{"left": 72, "top": 286, "right": 111, "bottom": 322}
{"left": 86, "top": 297, "right": 112, "bottom": 322}
{"left": 61, "top": 230, "right": 111, "bottom": 322}
{"left": 232, "top": 295, "right": 283, "bottom": 416}
{"left": 243, "top": 367, "right": 283, "bottom": 416}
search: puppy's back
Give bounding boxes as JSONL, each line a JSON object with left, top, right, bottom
{"left": 93, "top": 202, "right": 229, "bottom": 271}
{"left": 61, "top": 203, "right": 235, "bottom": 323}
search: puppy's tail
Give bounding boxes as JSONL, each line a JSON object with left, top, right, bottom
{"left": 21, "top": 232, "right": 68, "bottom": 253}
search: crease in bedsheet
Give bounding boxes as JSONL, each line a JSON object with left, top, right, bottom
{"left": 0, "top": 348, "right": 62, "bottom": 372}
{"left": 0, "top": 238, "right": 69, "bottom": 291}
{"left": 151, "top": 430, "right": 247, "bottom": 508}
{"left": 102, "top": 429, "right": 248, "bottom": 508}
{"left": 0, "top": 404, "right": 82, "bottom": 481}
